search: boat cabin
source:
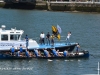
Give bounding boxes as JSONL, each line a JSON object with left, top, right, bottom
{"left": 0, "top": 25, "right": 39, "bottom": 50}
{"left": 0, "top": 25, "right": 24, "bottom": 41}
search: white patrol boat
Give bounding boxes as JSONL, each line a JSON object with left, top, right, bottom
{"left": 0, "top": 25, "right": 39, "bottom": 51}
{"left": 0, "top": 25, "right": 77, "bottom": 52}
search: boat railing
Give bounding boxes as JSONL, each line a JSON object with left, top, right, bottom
{"left": 22, "top": 36, "right": 76, "bottom": 45}
{"left": 20, "top": 37, "right": 77, "bottom": 49}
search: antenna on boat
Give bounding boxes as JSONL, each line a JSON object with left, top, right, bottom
{"left": 1, "top": 25, "right": 6, "bottom": 30}
{"left": 15, "top": 27, "right": 16, "bottom": 30}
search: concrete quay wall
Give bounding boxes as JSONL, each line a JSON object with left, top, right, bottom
{"left": 35, "top": 1, "right": 47, "bottom": 10}
{"left": 49, "top": 2, "right": 100, "bottom": 12}
{"left": 35, "top": 1, "right": 100, "bottom": 12}
{"left": 1, "top": 1, "right": 100, "bottom": 12}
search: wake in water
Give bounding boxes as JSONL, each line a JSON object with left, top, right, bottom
{"left": 48, "top": 59, "right": 53, "bottom": 61}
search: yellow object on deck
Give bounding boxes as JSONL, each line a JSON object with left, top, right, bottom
{"left": 57, "top": 34, "right": 60, "bottom": 40}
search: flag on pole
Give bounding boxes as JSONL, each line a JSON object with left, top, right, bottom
{"left": 52, "top": 26, "right": 58, "bottom": 36}
{"left": 52, "top": 26, "right": 57, "bottom": 33}
{"left": 52, "top": 25, "right": 61, "bottom": 40}
{"left": 57, "top": 25, "right": 62, "bottom": 34}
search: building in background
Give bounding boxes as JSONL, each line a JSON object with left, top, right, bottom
{"left": 0, "top": 0, "right": 4, "bottom": 2}
{"left": 4, "top": 0, "right": 36, "bottom": 3}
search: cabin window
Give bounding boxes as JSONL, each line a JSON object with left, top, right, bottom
{"left": 16, "top": 32, "right": 20, "bottom": 33}
{"left": 1, "top": 35, "right": 8, "bottom": 41}
{"left": 10, "top": 35, "right": 20, "bottom": 40}
{"left": 10, "top": 32, "right": 14, "bottom": 33}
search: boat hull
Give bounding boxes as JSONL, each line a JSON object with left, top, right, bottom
{"left": 35, "top": 43, "right": 77, "bottom": 52}
{"left": 0, "top": 42, "right": 76, "bottom": 52}
{"left": 0, "top": 54, "right": 32, "bottom": 59}
{"left": 37, "top": 51, "right": 89, "bottom": 59}
{"left": 0, "top": 51, "right": 89, "bottom": 59}
{"left": 55, "top": 44, "right": 76, "bottom": 52}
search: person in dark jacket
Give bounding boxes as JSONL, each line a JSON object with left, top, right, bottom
{"left": 46, "top": 32, "right": 50, "bottom": 45}
{"left": 25, "top": 35, "right": 29, "bottom": 48}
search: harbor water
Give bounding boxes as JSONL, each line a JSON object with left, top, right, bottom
{"left": 0, "top": 8, "right": 100, "bottom": 75}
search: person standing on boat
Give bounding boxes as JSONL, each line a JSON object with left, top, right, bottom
{"left": 25, "top": 35, "right": 29, "bottom": 48}
{"left": 76, "top": 43, "right": 80, "bottom": 54}
{"left": 50, "top": 34, "right": 55, "bottom": 46}
{"left": 40, "top": 32, "right": 45, "bottom": 45}
{"left": 10, "top": 46, "right": 15, "bottom": 56}
{"left": 46, "top": 32, "right": 50, "bottom": 45}
{"left": 66, "top": 32, "right": 71, "bottom": 44}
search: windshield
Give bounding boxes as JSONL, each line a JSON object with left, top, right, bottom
{"left": 10, "top": 34, "right": 20, "bottom": 40}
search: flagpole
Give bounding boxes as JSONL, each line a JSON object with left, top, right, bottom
{"left": 98, "top": 62, "right": 99, "bottom": 75}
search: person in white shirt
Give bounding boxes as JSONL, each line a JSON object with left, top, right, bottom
{"left": 66, "top": 32, "right": 71, "bottom": 44}
{"left": 40, "top": 32, "right": 45, "bottom": 45}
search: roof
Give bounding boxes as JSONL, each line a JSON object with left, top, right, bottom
{"left": 0, "top": 26, "right": 24, "bottom": 35}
